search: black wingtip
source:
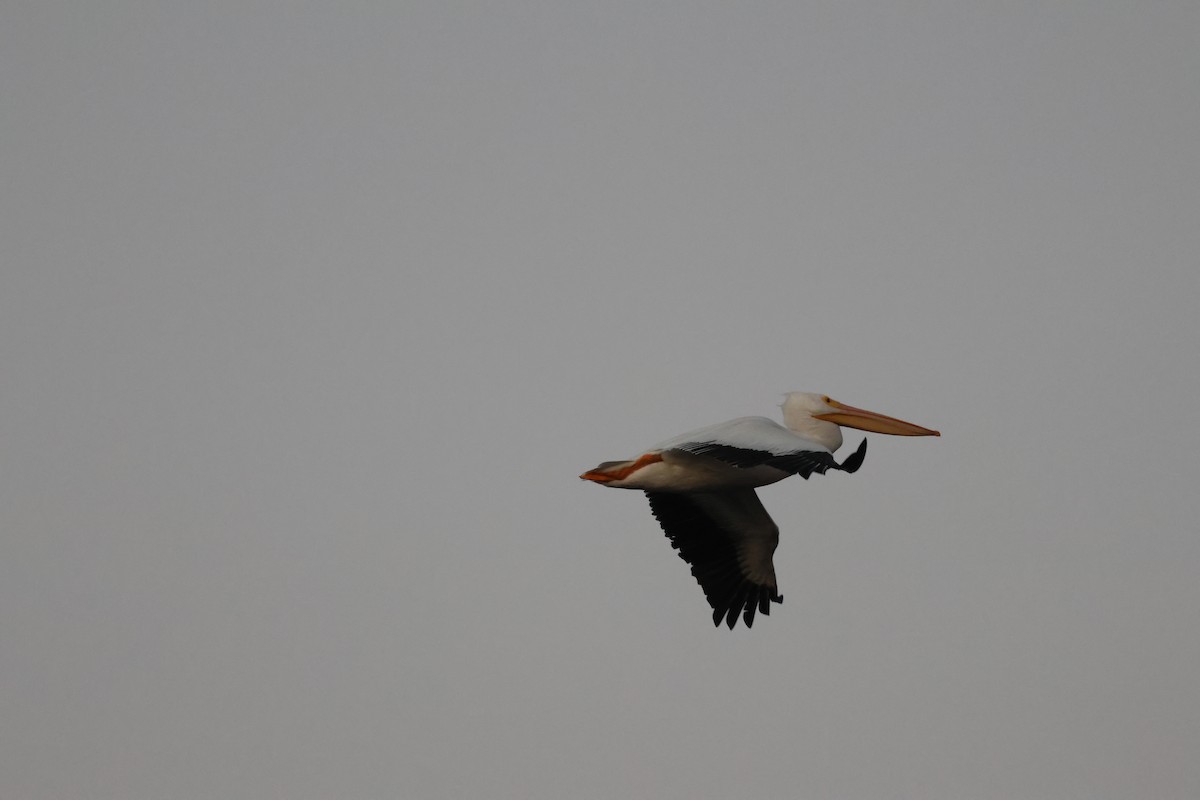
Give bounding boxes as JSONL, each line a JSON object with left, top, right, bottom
{"left": 839, "top": 438, "right": 868, "bottom": 473}
{"left": 724, "top": 601, "right": 740, "bottom": 629}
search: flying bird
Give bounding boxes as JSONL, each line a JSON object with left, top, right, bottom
{"left": 580, "top": 392, "right": 939, "bottom": 629}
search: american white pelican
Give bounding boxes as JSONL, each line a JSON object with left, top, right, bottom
{"left": 580, "top": 392, "right": 939, "bottom": 629}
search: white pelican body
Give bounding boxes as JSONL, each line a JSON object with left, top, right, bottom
{"left": 581, "top": 392, "right": 939, "bottom": 629}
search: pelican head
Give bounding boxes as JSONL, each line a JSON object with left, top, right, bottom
{"left": 781, "top": 391, "right": 940, "bottom": 452}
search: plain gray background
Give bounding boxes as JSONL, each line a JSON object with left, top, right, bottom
{"left": 3, "top": 2, "right": 1199, "bottom": 798}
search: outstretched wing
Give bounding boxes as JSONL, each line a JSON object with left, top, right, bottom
{"left": 646, "top": 489, "right": 784, "bottom": 629}
{"left": 655, "top": 416, "right": 867, "bottom": 478}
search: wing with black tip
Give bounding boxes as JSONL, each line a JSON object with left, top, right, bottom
{"left": 654, "top": 416, "right": 868, "bottom": 479}
{"left": 646, "top": 489, "right": 785, "bottom": 629}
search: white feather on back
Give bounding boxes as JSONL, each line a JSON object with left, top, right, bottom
{"left": 651, "top": 416, "right": 833, "bottom": 456}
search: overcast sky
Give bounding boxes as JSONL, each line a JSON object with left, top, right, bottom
{"left": 3, "top": 3, "right": 1199, "bottom": 798}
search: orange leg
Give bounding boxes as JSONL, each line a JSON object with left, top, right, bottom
{"left": 580, "top": 452, "right": 663, "bottom": 483}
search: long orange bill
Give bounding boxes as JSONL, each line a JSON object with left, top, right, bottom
{"left": 813, "top": 399, "right": 940, "bottom": 437}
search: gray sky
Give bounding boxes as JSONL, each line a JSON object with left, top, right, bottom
{"left": 3, "top": 2, "right": 1199, "bottom": 798}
